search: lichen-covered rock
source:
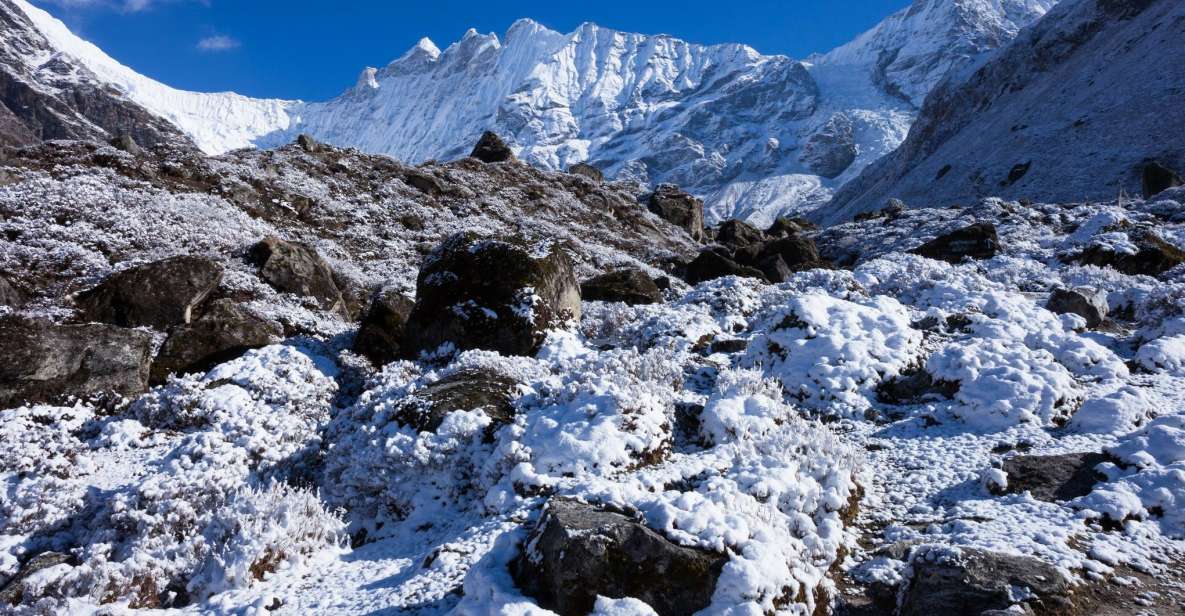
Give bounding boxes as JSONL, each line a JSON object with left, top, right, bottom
{"left": 402, "top": 232, "right": 581, "bottom": 358}
{"left": 995, "top": 452, "right": 1107, "bottom": 501}
{"left": 469, "top": 131, "right": 515, "bottom": 163}
{"left": 393, "top": 368, "right": 518, "bottom": 433}
{"left": 1074, "top": 229, "right": 1185, "bottom": 276}
{"left": 352, "top": 288, "right": 415, "bottom": 366}
{"left": 0, "top": 315, "right": 152, "bottom": 406}
{"left": 910, "top": 222, "right": 1000, "bottom": 263}
{"left": 568, "top": 162, "right": 603, "bottom": 183}
{"left": 512, "top": 498, "right": 726, "bottom": 616}
{"left": 75, "top": 255, "right": 224, "bottom": 329}
{"left": 1046, "top": 287, "right": 1108, "bottom": 328}
{"left": 900, "top": 547, "right": 1071, "bottom": 616}
{"left": 151, "top": 299, "right": 282, "bottom": 383}
{"left": 250, "top": 236, "right": 345, "bottom": 313}
{"left": 580, "top": 269, "right": 662, "bottom": 305}
{"left": 684, "top": 249, "right": 765, "bottom": 284}
{"left": 648, "top": 184, "right": 705, "bottom": 242}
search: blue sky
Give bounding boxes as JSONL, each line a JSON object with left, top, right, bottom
{"left": 32, "top": 0, "right": 909, "bottom": 101}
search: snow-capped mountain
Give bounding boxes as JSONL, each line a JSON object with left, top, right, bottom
{"left": 4, "top": 0, "right": 1054, "bottom": 226}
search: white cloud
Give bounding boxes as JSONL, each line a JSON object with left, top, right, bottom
{"left": 197, "top": 35, "right": 239, "bottom": 52}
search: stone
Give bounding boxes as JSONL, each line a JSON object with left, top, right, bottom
{"left": 899, "top": 547, "right": 1071, "bottom": 616}
{"left": 150, "top": 299, "right": 282, "bottom": 383}
{"left": 910, "top": 222, "right": 1000, "bottom": 263}
{"left": 403, "top": 169, "right": 444, "bottom": 195}
{"left": 684, "top": 249, "right": 766, "bottom": 284}
{"left": 1142, "top": 161, "right": 1183, "bottom": 199}
{"left": 250, "top": 236, "right": 345, "bottom": 313}
{"left": 393, "top": 368, "right": 518, "bottom": 433}
{"left": 996, "top": 452, "right": 1107, "bottom": 501}
{"left": 876, "top": 369, "right": 958, "bottom": 405}
{"left": 296, "top": 133, "right": 323, "bottom": 153}
{"left": 512, "top": 498, "right": 726, "bottom": 616}
{"left": 352, "top": 288, "right": 415, "bottom": 365}
{"left": 402, "top": 232, "right": 581, "bottom": 358}
{"left": 647, "top": 184, "right": 705, "bottom": 242}
{"left": 580, "top": 269, "right": 662, "bottom": 305}
{"left": 753, "top": 235, "right": 828, "bottom": 271}
{"left": 0, "top": 315, "right": 153, "bottom": 407}
{"left": 0, "top": 552, "right": 73, "bottom": 605}
{"left": 568, "top": 162, "right": 603, "bottom": 183}
{"left": 766, "top": 216, "right": 818, "bottom": 238}
{"left": 109, "top": 134, "right": 145, "bottom": 157}
{"left": 1074, "top": 229, "right": 1185, "bottom": 276}
{"left": 1046, "top": 287, "right": 1108, "bottom": 328}
{"left": 715, "top": 219, "right": 765, "bottom": 249}
{"left": 469, "top": 131, "right": 515, "bottom": 163}
{"left": 755, "top": 253, "right": 793, "bottom": 283}
{"left": 0, "top": 275, "right": 24, "bottom": 308}
{"left": 75, "top": 255, "right": 224, "bottom": 329}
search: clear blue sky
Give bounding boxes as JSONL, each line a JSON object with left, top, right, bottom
{"left": 32, "top": 0, "right": 908, "bottom": 101}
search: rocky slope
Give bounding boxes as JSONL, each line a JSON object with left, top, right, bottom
{"left": 823, "top": 0, "right": 1185, "bottom": 224}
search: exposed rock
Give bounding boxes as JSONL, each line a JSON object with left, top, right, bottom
{"left": 352, "top": 288, "right": 414, "bottom": 366}
{"left": 1046, "top": 287, "right": 1108, "bottom": 328}
{"left": 995, "top": 452, "right": 1107, "bottom": 501}
{"left": 150, "top": 299, "right": 282, "bottom": 383}
{"left": 856, "top": 198, "right": 907, "bottom": 222}
{"left": 296, "top": 133, "right": 323, "bottom": 153}
{"left": 0, "top": 315, "right": 152, "bottom": 406}
{"left": 899, "top": 546, "right": 1071, "bottom": 616}
{"left": 876, "top": 369, "right": 958, "bottom": 405}
{"left": 75, "top": 255, "right": 224, "bottom": 329}
{"left": 801, "top": 112, "right": 857, "bottom": 178}
{"left": 250, "top": 236, "right": 345, "bottom": 313}
{"left": 1143, "top": 161, "right": 1183, "bottom": 200}
{"left": 910, "top": 222, "right": 1000, "bottom": 263}
{"left": 512, "top": 498, "right": 726, "bottom": 616}
{"left": 765, "top": 216, "right": 818, "bottom": 238}
{"left": 109, "top": 134, "right": 145, "bottom": 157}
{"left": 755, "top": 254, "right": 793, "bottom": 283}
{"left": 715, "top": 219, "right": 765, "bottom": 249}
{"left": 403, "top": 169, "right": 443, "bottom": 195}
{"left": 568, "top": 162, "right": 603, "bottom": 183}
{"left": 0, "top": 552, "right": 73, "bottom": 605}
{"left": 0, "top": 274, "right": 23, "bottom": 307}
{"left": 1074, "top": 229, "right": 1185, "bottom": 276}
{"left": 684, "top": 249, "right": 765, "bottom": 284}
{"left": 751, "top": 235, "right": 829, "bottom": 272}
{"left": 393, "top": 369, "right": 518, "bottom": 434}
{"left": 580, "top": 269, "right": 662, "bottom": 305}
{"left": 648, "top": 184, "right": 705, "bottom": 242}
{"left": 469, "top": 131, "right": 515, "bottom": 163}
{"left": 402, "top": 232, "right": 581, "bottom": 358}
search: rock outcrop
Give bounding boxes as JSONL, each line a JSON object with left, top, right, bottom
{"left": 899, "top": 546, "right": 1071, "bottom": 615}
{"left": 352, "top": 289, "right": 415, "bottom": 365}
{"left": 75, "top": 255, "right": 224, "bottom": 329}
{"left": 648, "top": 185, "right": 705, "bottom": 242}
{"left": 580, "top": 269, "right": 663, "bottom": 305}
{"left": 250, "top": 236, "right": 345, "bottom": 313}
{"left": 910, "top": 222, "right": 999, "bottom": 263}
{"left": 469, "top": 131, "right": 515, "bottom": 164}
{"left": 150, "top": 300, "right": 282, "bottom": 383}
{"left": 1073, "top": 229, "right": 1185, "bottom": 276}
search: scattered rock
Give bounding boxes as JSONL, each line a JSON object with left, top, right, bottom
{"left": 0, "top": 275, "right": 24, "bottom": 308}
{"left": 995, "top": 452, "right": 1107, "bottom": 501}
{"left": 1046, "top": 287, "right": 1108, "bottom": 328}
{"left": 296, "top": 133, "right": 323, "bottom": 153}
{"left": 1074, "top": 229, "right": 1185, "bottom": 276}
{"left": 766, "top": 216, "right": 818, "bottom": 238}
{"left": 469, "top": 131, "right": 515, "bottom": 163}
{"left": 715, "top": 219, "right": 765, "bottom": 249}
{"left": 899, "top": 547, "right": 1071, "bottom": 616}
{"left": 250, "top": 236, "right": 345, "bottom": 313}
{"left": 580, "top": 269, "right": 662, "bottom": 305}
{"left": 1142, "top": 161, "right": 1183, "bottom": 199}
{"left": 393, "top": 369, "right": 518, "bottom": 433}
{"left": 109, "top": 134, "right": 145, "bottom": 157}
{"left": 876, "top": 369, "right": 958, "bottom": 405}
{"left": 512, "top": 498, "right": 726, "bottom": 616}
{"left": 568, "top": 162, "right": 603, "bottom": 183}
{"left": 0, "top": 552, "right": 73, "bottom": 605}
{"left": 910, "top": 222, "right": 1000, "bottom": 263}
{"left": 0, "top": 315, "right": 153, "bottom": 407}
{"left": 353, "top": 289, "right": 415, "bottom": 366}
{"left": 648, "top": 184, "right": 705, "bottom": 242}
{"left": 150, "top": 299, "right": 282, "bottom": 383}
{"left": 402, "top": 232, "right": 581, "bottom": 358}
{"left": 75, "top": 255, "right": 224, "bottom": 329}
{"left": 684, "top": 249, "right": 765, "bottom": 284}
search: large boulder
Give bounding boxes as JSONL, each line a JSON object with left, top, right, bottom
{"left": 995, "top": 452, "right": 1107, "bottom": 502}
{"left": 150, "top": 300, "right": 282, "bottom": 383}
{"left": 766, "top": 216, "right": 818, "bottom": 238}
{"left": 75, "top": 255, "right": 224, "bottom": 329}
{"left": 0, "top": 316, "right": 153, "bottom": 407}
{"left": 352, "top": 288, "right": 415, "bottom": 366}
{"left": 0, "top": 275, "right": 24, "bottom": 308}
{"left": 1046, "top": 287, "right": 1108, "bottom": 329}
{"left": 250, "top": 236, "right": 345, "bottom": 313}
{"left": 512, "top": 498, "right": 727, "bottom": 616}
{"left": 393, "top": 368, "right": 518, "bottom": 434}
{"left": 568, "top": 162, "right": 603, "bottom": 183}
{"left": 647, "top": 184, "right": 705, "bottom": 242}
{"left": 1143, "top": 161, "right": 1183, "bottom": 199}
{"left": 580, "top": 269, "right": 662, "bottom": 305}
{"left": 684, "top": 250, "right": 765, "bottom": 285}
{"left": 470, "top": 131, "right": 515, "bottom": 163}
{"left": 900, "top": 547, "right": 1071, "bottom": 616}
{"left": 715, "top": 219, "right": 765, "bottom": 249}
{"left": 910, "top": 222, "right": 1000, "bottom": 263}
{"left": 1074, "top": 229, "right": 1185, "bottom": 276}
{"left": 402, "top": 233, "right": 581, "bottom": 358}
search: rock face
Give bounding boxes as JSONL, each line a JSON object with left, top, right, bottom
{"left": 1143, "top": 161, "right": 1184, "bottom": 199}
{"left": 469, "top": 131, "right": 515, "bottom": 163}
{"left": 910, "top": 222, "right": 999, "bottom": 263}
{"left": 1074, "top": 230, "right": 1185, "bottom": 276}
{"left": 684, "top": 250, "right": 766, "bottom": 285}
{"left": 402, "top": 233, "right": 581, "bottom": 358}
{"left": 0, "top": 316, "right": 152, "bottom": 406}
{"left": 75, "top": 255, "right": 224, "bottom": 329}
{"left": 648, "top": 185, "right": 705, "bottom": 242}
{"left": 352, "top": 289, "right": 415, "bottom": 365}
{"left": 996, "top": 452, "right": 1107, "bottom": 502}
{"left": 568, "top": 162, "right": 603, "bottom": 183}
{"left": 512, "top": 498, "right": 726, "bottom": 616}
{"left": 800, "top": 112, "right": 857, "bottom": 178}
{"left": 899, "top": 546, "right": 1071, "bottom": 616}
{"left": 393, "top": 369, "right": 518, "bottom": 433}
{"left": 251, "top": 236, "right": 345, "bottom": 312}
{"left": 580, "top": 269, "right": 663, "bottom": 306}
{"left": 1046, "top": 287, "right": 1108, "bottom": 328}
{"left": 150, "top": 300, "right": 282, "bottom": 383}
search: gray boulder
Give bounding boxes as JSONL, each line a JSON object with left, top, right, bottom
{"left": 151, "top": 299, "right": 282, "bottom": 383}
{"left": 568, "top": 162, "right": 603, "bottom": 183}
{"left": 512, "top": 498, "right": 726, "bottom": 616}
{"left": 0, "top": 316, "right": 153, "bottom": 407}
{"left": 470, "top": 131, "right": 515, "bottom": 163}
{"left": 648, "top": 184, "right": 705, "bottom": 242}
{"left": 250, "top": 236, "right": 345, "bottom": 313}
{"left": 353, "top": 288, "right": 415, "bottom": 365}
{"left": 393, "top": 368, "right": 518, "bottom": 434}
{"left": 1046, "top": 287, "right": 1108, "bottom": 328}
{"left": 580, "top": 269, "right": 662, "bottom": 305}
{"left": 995, "top": 452, "right": 1107, "bottom": 502}
{"left": 911, "top": 222, "right": 1000, "bottom": 263}
{"left": 402, "top": 232, "right": 581, "bottom": 358}
{"left": 76, "top": 255, "right": 224, "bottom": 329}
{"left": 900, "top": 546, "right": 1070, "bottom": 616}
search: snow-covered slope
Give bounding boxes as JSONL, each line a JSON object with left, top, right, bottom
{"left": 823, "top": 0, "right": 1185, "bottom": 224}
